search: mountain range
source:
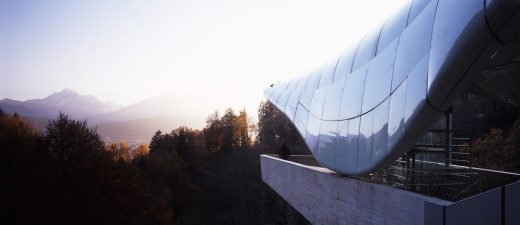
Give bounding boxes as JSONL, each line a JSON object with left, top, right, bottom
{"left": 0, "top": 89, "right": 120, "bottom": 119}
{"left": 0, "top": 89, "right": 202, "bottom": 145}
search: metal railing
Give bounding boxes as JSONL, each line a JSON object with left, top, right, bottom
{"left": 372, "top": 129, "right": 482, "bottom": 202}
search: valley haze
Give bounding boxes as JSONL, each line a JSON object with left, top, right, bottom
{"left": 0, "top": 89, "right": 245, "bottom": 146}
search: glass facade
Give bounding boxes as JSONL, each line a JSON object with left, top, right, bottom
{"left": 357, "top": 111, "right": 374, "bottom": 174}
{"left": 427, "top": 0, "right": 487, "bottom": 108}
{"left": 310, "top": 86, "right": 328, "bottom": 118}
{"left": 334, "top": 42, "right": 358, "bottom": 82}
{"left": 318, "top": 120, "right": 339, "bottom": 170}
{"left": 388, "top": 79, "right": 407, "bottom": 150}
{"left": 339, "top": 64, "right": 368, "bottom": 119}
{"left": 362, "top": 38, "right": 398, "bottom": 113}
{"left": 284, "top": 91, "right": 300, "bottom": 121}
{"left": 352, "top": 26, "right": 382, "bottom": 71}
{"left": 319, "top": 59, "right": 340, "bottom": 88}
{"left": 336, "top": 120, "right": 350, "bottom": 173}
{"left": 306, "top": 114, "right": 321, "bottom": 155}
{"left": 376, "top": 1, "right": 410, "bottom": 54}
{"left": 263, "top": 0, "right": 518, "bottom": 176}
{"left": 392, "top": 0, "right": 436, "bottom": 92}
{"left": 322, "top": 78, "right": 346, "bottom": 120}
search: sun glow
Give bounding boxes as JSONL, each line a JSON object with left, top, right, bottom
{"left": 1, "top": 0, "right": 408, "bottom": 125}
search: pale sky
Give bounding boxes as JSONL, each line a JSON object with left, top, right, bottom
{"left": 0, "top": 0, "right": 407, "bottom": 120}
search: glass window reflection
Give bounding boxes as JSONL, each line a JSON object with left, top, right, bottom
{"left": 299, "top": 89, "right": 314, "bottom": 110}
{"left": 371, "top": 99, "right": 389, "bottom": 167}
{"left": 322, "top": 78, "right": 346, "bottom": 120}
{"left": 352, "top": 26, "right": 382, "bottom": 71}
{"left": 318, "top": 120, "right": 338, "bottom": 170}
{"left": 346, "top": 117, "right": 361, "bottom": 174}
{"left": 284, "top": 91, "right": 301, "bottom": 122}
{"left": 287, "top": 79, "right": 298, "bottom": 90}
{"left": 405, "top": 54, "right": 428, "bottom": 123}
{"left": 319, "top": 59, "right": 339, "bottom": 88}
{"left": 306, "top": 114, "right": 321, "bottom": 155}
{"left": 306, "top": 67, "right": 323, "bottom": 90}
{"left": 294, "top": 103, "right": 309, "bottom": 139}
{"left": 428, "top": 0, "right": 483, "bottom": 94}
{"left": 334, "top": 42, "right": 358, "bottom": 82}
{"left": 336, "top": 120, "right": 350, "bottom": 173}
{"left": 377, "top": 1, "right": 410, "bottom": 54}
{"left": 310, "top": 87, "right": 328, "bottom": 118}
{"left": 339, "top": 65, "right": 368, "bottom": 119}
{"left": 362, "top": 38, "right": 398, "bottom": 113}
{"left": 296, "top": 73, "right": 311, "bottom": 91}
{"left": 357, "top": 112, "right": 373, "bottom": 174}
{"left": 271, "top": 87, "right": 283, "bottom": 104}
{"left": 276, "top": 90, "right": 291, "bottom": 111}
{"left": 392, "top": 0, "right": 436, "bottom": 91}
{"left": 388, "top": 79, "right": 407, "bottom": 150}
{"left": 408, "top": 0, "right": 431, "bottom": 26}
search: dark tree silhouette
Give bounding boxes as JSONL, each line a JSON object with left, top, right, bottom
{"left": 203, "top": 111, "right": 222, "bottom": 152}
{"left": 3, "top": 106, "right": 310, "bottom": 225}
{"left": 3, "top": 113, "right": 173, "bottom": 225}
{"left": 470, "top": 118, "right": 520, "bottom": 173}
{"left": 256, "top": 101, "right": 310, "bottom": 155}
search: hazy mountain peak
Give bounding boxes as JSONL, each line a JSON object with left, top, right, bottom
{"left": 41, "top": 89, "right": 82, "bottom": 106}
{"left": 58, "top": 88, "right": 77, "bottom": 95}
{"left": 0, "top": 98, "right": 17, "bottom": 103}
{"left": 0, "top": 89, "right": 121, "bottom": 119}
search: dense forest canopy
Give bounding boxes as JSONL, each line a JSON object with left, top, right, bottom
{"left": 2, "top": 103, "right": 309, "bottom": 225}
{"left": 2, "top": 97, "right": 519, "bottom": 224}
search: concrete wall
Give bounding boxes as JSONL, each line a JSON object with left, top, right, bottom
{"left": 425, "top": 180, "right": 520, "bottom": 225}
{"left": 506, "top": 181, "right": 520, "bottom": 225}
{"left": 261, "top": 155, "right": 450, "bottom": 225}
{"left": 445, "top": 188, "right": 501, "bottom": 225}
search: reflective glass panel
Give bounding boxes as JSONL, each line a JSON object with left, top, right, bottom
{"left": 405, "top": 54, "right": 428, "bottom": 123}
{"left": 377, "top": 1, "right": 410, "bottom": 54}
{"left": 271, "top": 87, "right": 283, "bottom": 104}
{"left": 294, "top": 103, "right": 309, "bottom": 138}
{"left": 296, "top": 73, "right": 311, "bottom": 91}
{"left": 278, "top": 81, "right": 290, "bottom": 90}
{"left": 276, "top": 90, "right": 291, "bottom": 111}
{"left": 388, "top": 79, "right": 407, "bottom": 150}
{"left": 306, "top": 67, "right": 323, "bottom": 90}
{"left": 408, "top": 0, "right": 431, "bottom": 26}
{"left": 322, "top": 77, "right": 346, "bottom": 120}
{"left": 310, "top": 86, "right": 328, "bottom": 118}
{"left": 306, "top": 114, "right": 321, "bottom": 155}
{"left": 319, "top": 59, "right": 339, "bottom": 88}
{"left": 362, "top": 38, "right": 398, "bottom": 113}
{"left": 299, "top": 89, "right": 314, "bottom": 110}
{"left": 284, "top": 91, "right": 301, "bottom": 122}
{"left": 428, "top": 0, "right": 483, "bottom": 90}
{"left": 358, "top": 112, "right": 374, "bottom": 174}
{"left": 339, "top": 64, "right": 368, "bottom": 119}
{"left": 371, "top": 99, "right": 389, "bottom": 167}
{"left": 287, "top": 78, "right": 298, "bottom": 90}
{"left": 334, "top": 42, "right": 358, "bottom": 81}
{"left": 352, "top": 26, "right": 382, "bottom": 71}
{"left": 346, "top": 117, "right": 360, "bottom": 173}
{"left": 392, "top": 0, "right": 436, "bottom": 91}
{"left": 336, "top": 120, "right": 349, "bottom": 173}
{"left": 318, "top": 120, "right": 338, "bottom": 170}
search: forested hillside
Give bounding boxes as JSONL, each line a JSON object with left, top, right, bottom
{"left": 3, "top": 94, "right": 520, "bottom": 224}
{"left": 1, "top": 102, "right": 310, "bottom": 225}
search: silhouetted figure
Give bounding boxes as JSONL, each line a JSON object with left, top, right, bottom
{"left": 279, "top": 141, "right": 290, "bottom": 160}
